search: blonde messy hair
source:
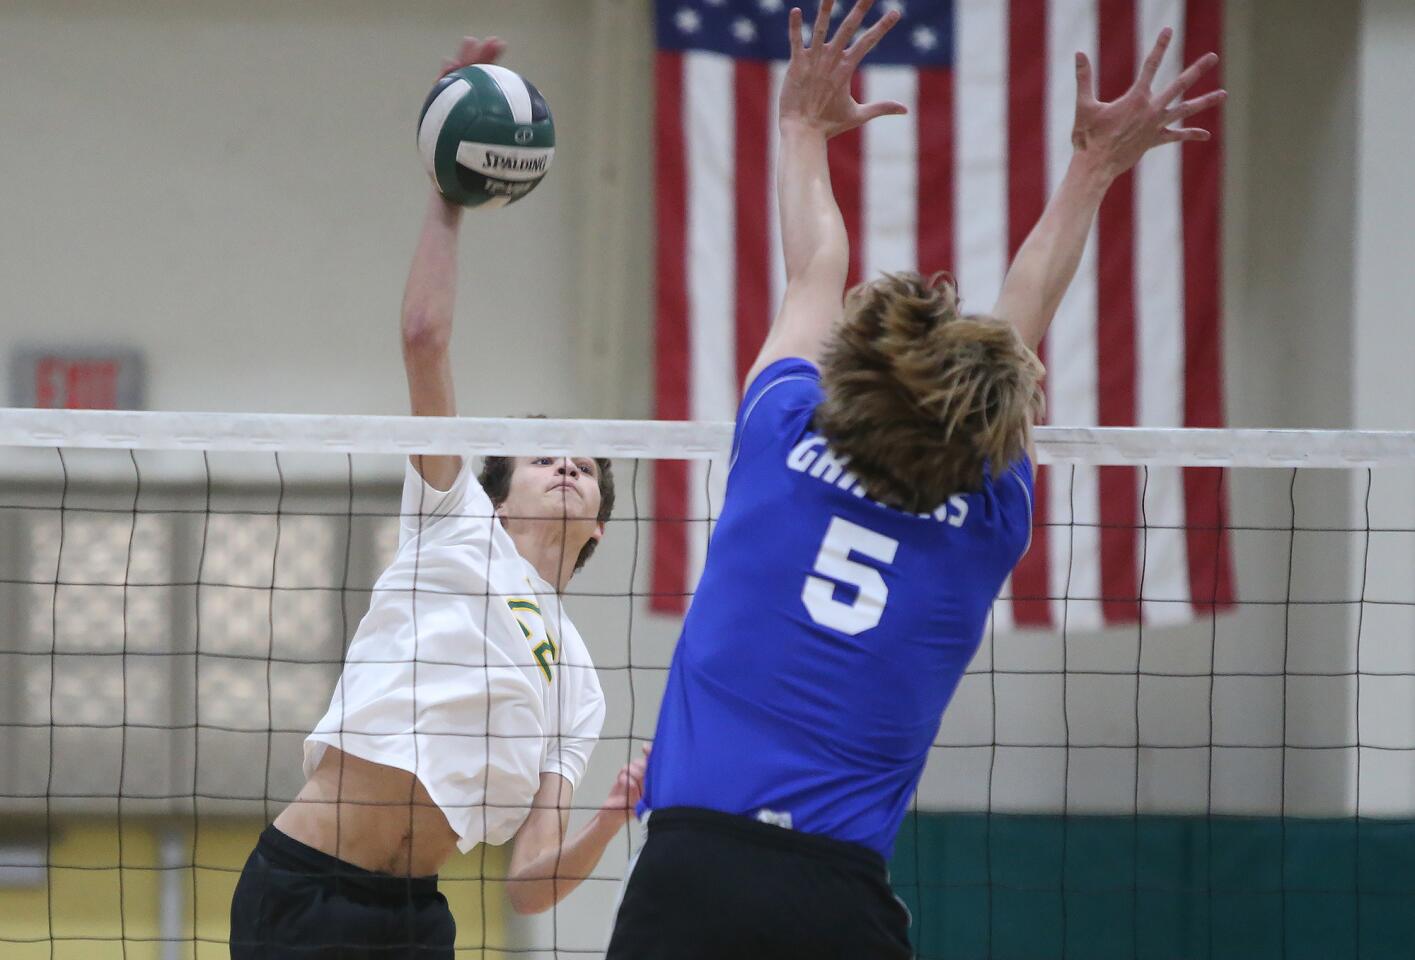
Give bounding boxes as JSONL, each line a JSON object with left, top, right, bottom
{"left": 814, "top": 271, "right": 1045, "bottom": 513}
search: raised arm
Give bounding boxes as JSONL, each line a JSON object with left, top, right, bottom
{"left": 402, "top": 36, "right": 505, "bottom": 490}
{"left": 744, "top": 0, "right": 905, "bottom": 388}
{"left": 994, "top": 28, "right": 1224, "bottom": 351}
{"left": 505, "top": 749, "right": 647, "bottom": 914}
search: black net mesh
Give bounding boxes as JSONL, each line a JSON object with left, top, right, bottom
{"left": 1, "top": 441, "right": 1412, "bottom": 958}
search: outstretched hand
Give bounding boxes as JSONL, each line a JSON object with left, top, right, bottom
{"left": 779, "top": 0, "right": 907, "bottom": 138}
{"left": 602, "top": 745, "right": 650, "bottom": 823}
{"left": 1072, "top": 27, "right": 1226, "bottom": 181}
{"left": 439, "top": 35, "right": 506, "bottom": 77}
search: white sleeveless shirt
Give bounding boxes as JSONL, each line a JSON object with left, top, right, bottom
{"left": 305, "top": 459, "right": 606, "bottom": 852}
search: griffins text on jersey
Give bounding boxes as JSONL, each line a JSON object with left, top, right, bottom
{"left": 786, "top": 434, "right": 969, "bottom": 527}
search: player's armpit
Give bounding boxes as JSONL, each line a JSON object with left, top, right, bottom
{"left": 744, "top": 279, "right": 842, "bottom": 391}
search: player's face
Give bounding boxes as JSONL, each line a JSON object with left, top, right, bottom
{"left": 503, "top": 456, "right": 603, "bottom": 523}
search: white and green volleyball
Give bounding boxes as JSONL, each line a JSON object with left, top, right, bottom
{"left": 417, "top": 64, "right": 555, "bottom": 209}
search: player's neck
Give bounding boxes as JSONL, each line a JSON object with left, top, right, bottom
{"left": 504, "top": 520, "right": 582, "bottom": 591}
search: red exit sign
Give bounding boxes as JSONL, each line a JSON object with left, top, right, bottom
{"left": 12, "top": 350, "right": 145, "bottom": 410}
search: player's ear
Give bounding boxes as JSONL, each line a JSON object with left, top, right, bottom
{"left": 589, "top": 521, "right": 605, "bottom": 544}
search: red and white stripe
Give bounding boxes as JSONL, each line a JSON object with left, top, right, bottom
{"left": 1136, "top": 0, "right": 1194, "bottom": 625}
{"left": 653, "top": 0, "right": 1234, "bottom": 624}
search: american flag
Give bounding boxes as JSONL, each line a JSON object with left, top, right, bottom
{"left": 651, "top": 0, "right": 1234, "bottom": 631}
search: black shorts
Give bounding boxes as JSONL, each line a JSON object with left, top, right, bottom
{"left": 606, "top": 807, "right": 913, "bottom": 960}
{"left": 229, "top": 825, "right": 455, "bottom": 959}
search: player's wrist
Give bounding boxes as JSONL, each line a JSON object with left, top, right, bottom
{"left": 1063, "top": 151, "right": 1118, "bottom": 197}
{"left": 778, "top": 117, "right": 831, "bottom": 143}
{"left": 427, "top": 189, "right": 463, "bottom": 224}
{"left": 593, "top": 798, "right": 633, "bottom": 829}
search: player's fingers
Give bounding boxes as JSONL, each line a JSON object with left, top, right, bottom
{"left": 1157, "top": 52, "right": 1219, "bottom": 107}
{"left": 1075, "top": 51, "right": 1096, "bottom": 104}
{"left": 858, "top": 99, "right": 908, "bottom": 123}
{"left": 1159, "top": 126, "right": 1211, "bottom": 144}
{"left": 843, "top": 6, "right": 900, "bottom": 69}
{"left": 456, "top": 42, "right": 485, "bottom": 68}
{"left": 641, "top": 743, "right": 652, "bottom": 757}
{"left": 830, "top": 0, "right": 873, "bottom": 55}
{"left": 1135, "top": 27, "right": 1173, "bottom": 91}
{"left": 1165, "top": 88, "right": 1226, "bottom": 125}
{"left": 479, "top": 37, "right": 506, "bottom": 63}
{"left": 788, "top": 7, "right": 805, "bottom": 57}
{"left": 811, "top": 0, "right": 834, "bottom": 49}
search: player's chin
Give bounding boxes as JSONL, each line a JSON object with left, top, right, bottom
{"left": 534, "top": 505, "right": 598, "bottom": 527}
{"left": 541, "top": 492, "right": 596, "bottom": 521}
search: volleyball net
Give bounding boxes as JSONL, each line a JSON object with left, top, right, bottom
{"left": 0, "top": 409, "right": 1412, "bottom": 959}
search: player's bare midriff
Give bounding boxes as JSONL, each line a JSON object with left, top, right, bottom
{"left": 272, "top": 747, "right": 459, "bottom": 877}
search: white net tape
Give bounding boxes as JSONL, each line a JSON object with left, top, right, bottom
{"left": 5, "top": 407, "right": 1415, "bottom": 466}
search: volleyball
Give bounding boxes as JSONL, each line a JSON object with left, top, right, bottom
{"left": 417, "top": 63, "right": 555, "bottom": 209}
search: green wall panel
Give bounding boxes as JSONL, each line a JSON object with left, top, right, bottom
{"left": 889, "top": 814, "right": 1415, "bottom": 959}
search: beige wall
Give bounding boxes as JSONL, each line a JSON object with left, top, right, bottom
{"left": 1350, "top": 0, "right": 1415, "bottom": 819}
{"left": 0, "top": 0, "right": 652, "bottom": 421}
{"left": 1223, "top": 0, "right": 1360, "bottom": 432}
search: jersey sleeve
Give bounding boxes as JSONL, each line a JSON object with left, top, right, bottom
{"left": 397, "top": 457, "right": 496, "bottom": 549}
{"left": 998, "top": 454, "right": 1036, "bottom": 560}
{"left": 731, "top": 358, "right": 823, "bottom": 471}
{"left": 540, "top": 648, "right": 606, "bottom": 787}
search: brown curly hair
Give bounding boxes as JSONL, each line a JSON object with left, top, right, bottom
{"left": 478, "top": 455, "right": 616, "bottom": 572}
{"left": 813, "top": 271, "right": 1045, "bottom": 513}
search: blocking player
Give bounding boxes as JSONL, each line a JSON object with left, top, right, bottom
{"left": 229, "top": 36, "right": 647, "bottom": 960}
{"left": 607, "top": 1, "right": 1225, "bottom": 957}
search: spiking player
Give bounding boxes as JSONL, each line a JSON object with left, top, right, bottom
{"left": 230, "top": 36, "right": 647, "bottom": 960}
{"left": 607, "top": 0, "right": 1224, "bottom": 956}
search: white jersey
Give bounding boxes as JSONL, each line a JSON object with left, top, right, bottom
{"left": 305, "top": 459, "right": 606, "bottom": 853}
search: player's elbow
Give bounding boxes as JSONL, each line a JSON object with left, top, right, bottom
{"left": 784, "top": 246, "right": 847, "bottom": 291}
{"left": 400, "top": 313, "right": 451, "bottom": 358}
{"left": 505, "top": 881, "right": 556, "bottom": 916}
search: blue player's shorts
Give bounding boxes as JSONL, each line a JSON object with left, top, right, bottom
{"left": 607, "top": 807, "right": 913, "bottom": 959}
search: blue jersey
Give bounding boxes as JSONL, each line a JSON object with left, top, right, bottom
{"left": 640, "top": 359, "right": 1034, "bottom": 858}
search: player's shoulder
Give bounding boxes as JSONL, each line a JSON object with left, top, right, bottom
{"left": 969, "top": 454, "right": 1035, "bottom": 557}
{"left": 742, "top": 357, "right": 821, "bottom": 413}
{"left": 401, "top": 455, "right": 494, "bottom": 523}
{"left": 530, "top": 587, "right": 596, "bottom": 672}
{"left": 553, "top": 600, "right": 590, "bottom": 656}
{"left": 999, "top": 454, "right": 1034, "bottom": 509}
{"left": 732, "top": 357, "right": 823, "bottom": 469}
{"left": 550, "top": 603, "right": 606, "bottom": 721}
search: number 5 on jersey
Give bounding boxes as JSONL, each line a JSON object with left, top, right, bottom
{"left": 801, "top": 517, "right": 900, "bottom": 635}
